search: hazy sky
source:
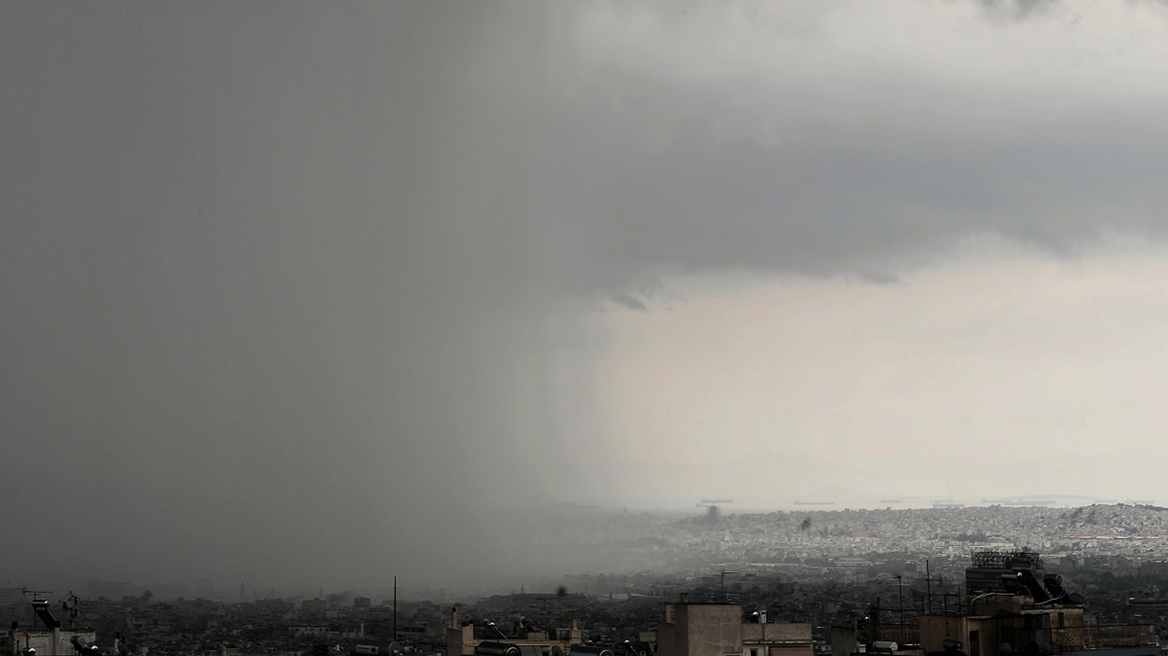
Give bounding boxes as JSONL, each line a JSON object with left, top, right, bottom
{"left": 6, "top": 0, "right": 1168, "bottom": 589}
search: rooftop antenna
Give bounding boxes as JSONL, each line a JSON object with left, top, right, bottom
{"left": 895, "top": 575, "right": 904, "bottom": 643}
{"left": 719, "top": 571, "right": 739, "bottom": 602}
{"left": 926, "top": 561, "right": 931, "bottom": 615}
{"left": 909, "top": 561, "right": 943, "bottom": 615}
{"left": 62, "top": 592, "right": 80, "bottom": 628}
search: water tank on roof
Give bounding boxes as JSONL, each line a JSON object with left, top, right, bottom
{"left": 476, "top": 643, "right": 521, "bottom": 656}
{"left": 570, "top": 646, "right": 614, "bottom": 656}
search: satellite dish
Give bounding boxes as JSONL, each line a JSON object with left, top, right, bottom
{"left": 1001, "top": 642, "right": 1013, "bottom": 655}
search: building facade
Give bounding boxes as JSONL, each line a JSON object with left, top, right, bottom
{"left": 656, "top": 599, "right": 813, "bottom": 656}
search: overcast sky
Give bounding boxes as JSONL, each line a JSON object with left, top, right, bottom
{"left": 6, "top": 0, "right": 1168, "bottom": 590}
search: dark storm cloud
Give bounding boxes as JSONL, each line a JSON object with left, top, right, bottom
{"left": 975, "top": 0, "right": 1060, "bottom": 20}
{"left": 1, "top": 2, "right": 573, "bottom": 588}
{"left": 4, "top": 0, "right": 1168, "bottom": 589}
{"left": 546, "top": 108, "right": 1159, "bottom": 287}
{"left": 549, "top": 1, "right": 1168, "bottom": 282}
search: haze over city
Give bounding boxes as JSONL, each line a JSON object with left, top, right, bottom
{"left": 7, "top": 0, "right": 1168, "bottom": 594}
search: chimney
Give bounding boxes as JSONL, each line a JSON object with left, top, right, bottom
{"left": 679, "top": 593, "right": 688, "bottom": 603}
{"left": 451, "top": 607, "right": 458, "bottom": 630}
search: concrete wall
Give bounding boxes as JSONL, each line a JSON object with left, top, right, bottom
{"left": 681, "top": 605, "right": 742, "bottom": 656}
{"left": 658, "top": 618, "right": 677, "bottom": 656}
{"left": 1037, "top": 607, "right": 1084, "bottom": 650}
{"left": 659, "top": 604, "right": 815, "bottom": 656}
{"left": 922, "top": 607, "right": 1087, "bottom": 656}
{"left": 8, "top": 629, "right": 97, "bottom": 656}
{"left": 741, "top": 624, "right": 811, "bottom": 644}
{"left": 743, "top": 622, "right": 812, "bottom": 656}
{"left": 658, "top": 604, "right": 742, "bottom": 656}
{"left": 920, "top": 615, "right": 971, "bottom": 654}
{"left": 446, "top": 625, "right": 474, "bottom": 656}
{"left": 765, "top": 646, "right": 811, "bottom": 656}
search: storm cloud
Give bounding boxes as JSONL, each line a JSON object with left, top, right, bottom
{"left": 5, "top": 0, "right": 1168, "bottom": 589}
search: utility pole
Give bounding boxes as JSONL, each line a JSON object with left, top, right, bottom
{"left": 393, "top": 576, "right": 398, "bottom": 643}
{"left": 896, "top": 575, "right": 905, "bottom": 643}
{"left": 720, "top": 571, "right": 738, "bottom": 602}
{"left": 925, "top": 560, "right": 932, "bottom": 615}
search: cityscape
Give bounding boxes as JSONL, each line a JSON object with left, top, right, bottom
{"left": 11, "top": 504, "right": 1168, "bottom": 656}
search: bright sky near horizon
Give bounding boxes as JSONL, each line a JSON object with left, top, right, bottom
{"left": 592, "top": 243, "right": 1168, "bottom": 509}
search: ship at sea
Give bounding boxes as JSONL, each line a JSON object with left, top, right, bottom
{"left": 983, "top": 498, "right": 1056, "bottom": 506}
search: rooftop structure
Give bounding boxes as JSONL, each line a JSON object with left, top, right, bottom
{"left": 445, "top": 608, "right": 580, "bottom": 656}
{"left": 656, "top": 595, "right": 812, "bottom": 656}
{"left": 910, "top": 551, "right": 1155, "bottom": 656}
{"left": 964, "top": 550, "right": 1079, "bottom": 604}
{"left": 7, "top": 601, "right": 96, "bottom": 656}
